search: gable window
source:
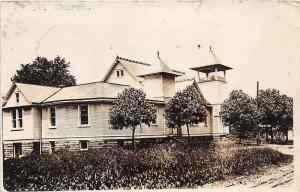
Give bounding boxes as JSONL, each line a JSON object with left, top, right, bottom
{"left": 13, "top": 143, "right": 22, "bottom": 158}
{"left": 116, "top": 69, "right": 124, "bottom": 77}
{"left": 12, "top": 109, "right": 17, "bottom": 128}
{"left": 79, "top": 105, "right": 89, "bottom": 125}
{"left": 15, "top": 92, "right": 20, "bottom": 103}
{"left": 49, "top": 141, "right": 55, "bottom": 153}
{"left": 18, "top": 109, "right": 23, "bottom": 128}
{"left": 49, "top": 107, "right": 56, "bottom": 127}
{"left": 80, "top": 140, "right": 88, "bottom": 151}
{"left": 151, "top": 107, "right": 159, "bottom": 125}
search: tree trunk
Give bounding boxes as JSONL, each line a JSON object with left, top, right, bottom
{"left": 239, "top": 136, "right": 242, "bottom": 144}
{"left": 187, "top": 124, "right": 190, "bottom": 144}
{"left": 256, "top": 129, "right": 261, "bottom": 145}
{"left": 177, "top": 122, "right": 182, "bottom": 137}
{"left": 285, "top": 130, "right": 289, "bottom": 142}
{"left": 270, "top": 130, "right": 274, "bottom": 143}
{"left": 132, "top": 126, "right": 136, "bottom": 148}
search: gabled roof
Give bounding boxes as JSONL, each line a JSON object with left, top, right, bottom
{"left": 175, "top": 78, "right": 209, "bottom": 104}
{"left": 43, "top": 81, "right": 130, "bottom": 103}
{"left": 2, "top": 82, "right": 60, "bottom": 106}
{"left": 102, "top": 56, "right": 151, "bottom": 83}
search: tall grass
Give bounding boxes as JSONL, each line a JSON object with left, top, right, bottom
{"left": 3, "top": 142, "right": 292, "bottom": 191}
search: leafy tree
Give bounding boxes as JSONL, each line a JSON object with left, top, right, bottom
{"left": 257, "top": 89, "right": 293, "bottom": 143}
{"left": 109, "top": 88, "right": 156, "bottom": 147}
{"left": 220, "top": 90, "right": 259, "bottom": 143}
{"left": 11, "top": 56, "right": 76, "bottom": 87}
{"left": 165, "top": 85, "right": 207, "bottom": 143}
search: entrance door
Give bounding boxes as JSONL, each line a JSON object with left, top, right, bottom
{"left": 13, "top": 143, "right": 22, "bottom": 158}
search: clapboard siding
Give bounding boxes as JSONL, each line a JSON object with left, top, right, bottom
{"left": 3, "top": 107, "right": 34, "bottom": 140}
{"left": 42, "top": 103, "right": 167, "bottom": 140}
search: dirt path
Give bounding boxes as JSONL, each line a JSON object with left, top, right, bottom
{"left": 203, "top": 163, "right": 293, "bottom": 188}
{"left": 203, "top": 144, "right": 294, "bottom": 188}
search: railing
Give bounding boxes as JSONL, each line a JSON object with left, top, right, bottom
{"left": 199, "top": 75, "right": 226, "bottom": 83}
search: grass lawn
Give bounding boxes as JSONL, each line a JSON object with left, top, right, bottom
{"left": 3, "top": 141, "right": 293, "bottom": 191}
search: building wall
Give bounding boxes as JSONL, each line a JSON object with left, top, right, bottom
{"left": 142, "top": 75, "right": 163, "bottom": 98}
{"left": 197, "top": 81, "right": 227, "bottom": 105}
{"left": 162, "top": 75, "right": 175, "bottom": 98}
{"left": 4, "top": 86, "right": 30, "bottom": 108}
{"left": 2, "top": 107, "right": 36, "bottom": 141}
{"left": 42, "top": 103, "right": 167, "bottom": 141}
{"left": 104, "top": 62, "right": 142, "bottom": 89}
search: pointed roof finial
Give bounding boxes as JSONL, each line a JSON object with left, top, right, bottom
{"left": 209, "top": 45, "right": 221, "bottom": 64}
{"left": 157, "top": 51, "right": 160, "bottom": 59}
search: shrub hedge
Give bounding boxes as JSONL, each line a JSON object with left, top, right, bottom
{"left": 3, "top": 142, "right": 292, "bottom": 191}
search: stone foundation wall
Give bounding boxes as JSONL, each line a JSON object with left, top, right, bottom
{"left": 3, "top": 141, "right": 34, "bottom": 159}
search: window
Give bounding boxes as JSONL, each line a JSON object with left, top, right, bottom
{"left": 15, "top": 92, "right": 20, "bottom": 103}
{"left": 13, "top": 143, "right": 22, "bottom": 158}
{"left": 49, "top": 141, "right": 55, "bottom": 153}
{"left": 116, "top": 69, "right": 124, "bottom": 77}
{"left": 12, "top": 109, "right": 17, "bottom": 128}
{"left": 49, "top": 107, "right": 56, "bottom": 127}
{"left": 152, "top": 107, "right": 159, "bottom": 125}
{"left": 18, "top": 109, "right": 22, "bottom": 128}
{"left": 79, "top": 105, "right": 89, "bottom": 125}
{"left": 80, "top": 140, "right": 88, "bottom": 150}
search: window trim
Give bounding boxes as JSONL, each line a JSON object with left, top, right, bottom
{"left": 48, "top": 107, "right": 57, "bottom": 128}
{"left": 17, "top": 108, "right": 23, "bottom": 128}
{"left": 13, "top": 143, "right": 22, "bottom": 158}
{"left": 11, "top": 109, "right": 17, "bottom": 128}
{"left": 11, "top": 108, "right": 23, "bottom": 130}
{"left": 15, "top": 92, "right": 20, "bottom": 103}
{"left": 49, "top": 141, "right": 55, "bottom": 153}
{"left": 78, "top": 104, "right": 90, "bottom": 127}
{"left": 116, "top": 69, "right": 124, "bottom": 78}
{"left": 79, "top": 140, "right": 88, "bottom": 151}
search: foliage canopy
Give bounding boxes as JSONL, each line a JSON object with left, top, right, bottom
{"left": 109, "top": 88, "right": 156, "bottom": 146}
{"left": 220, "top": 90, "right": 259, "bottom": 142}
{"left": 11, "top": 56, "right": 76, "bottom": 87}
{"left": 165, "top": 84, "right": 207, "bottom": 141}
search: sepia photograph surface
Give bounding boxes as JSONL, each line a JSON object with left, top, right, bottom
{"left": 1, "top": 1, "right": 299, "bottom": 191}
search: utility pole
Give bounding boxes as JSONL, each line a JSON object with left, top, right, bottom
{"left": 256, "top": 81, "right": 261, "bottom": 145}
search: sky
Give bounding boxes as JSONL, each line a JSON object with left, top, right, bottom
{"left": 1, "top": 1, "right": 300, "bottom": 98}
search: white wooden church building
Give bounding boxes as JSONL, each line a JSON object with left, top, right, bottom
{"left": 2, "top": 48, "right": 232, "bottom": 159}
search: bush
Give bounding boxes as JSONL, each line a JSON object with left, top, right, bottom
{"left": 3, "top": 142, "right": 292, "bottom": 191}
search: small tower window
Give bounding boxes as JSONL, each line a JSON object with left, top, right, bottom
{"left": 116, "top": 69, "right": 124, "bottom": 77}
{"left": 15, "top": 92, "right": 20, "bottom": 103}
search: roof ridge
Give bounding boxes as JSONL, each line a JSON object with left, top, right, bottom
{"left": 62, "top": 81, "right": 102, "bottom": 87}
{"left": 117, "top": 56, "right": 151, "bottom": 66}
{"left": 102, "top": 82, "right": 130, "bottom": 87}
{"left": 15, "top": 82, "right": 59, "bottom": 88}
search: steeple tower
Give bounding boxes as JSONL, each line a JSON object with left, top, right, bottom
{"left": 137, "top": 52, "right": 184, "bottom": 99}
{"left": 190, "top": 46, "right": 233, "bottom": 135}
